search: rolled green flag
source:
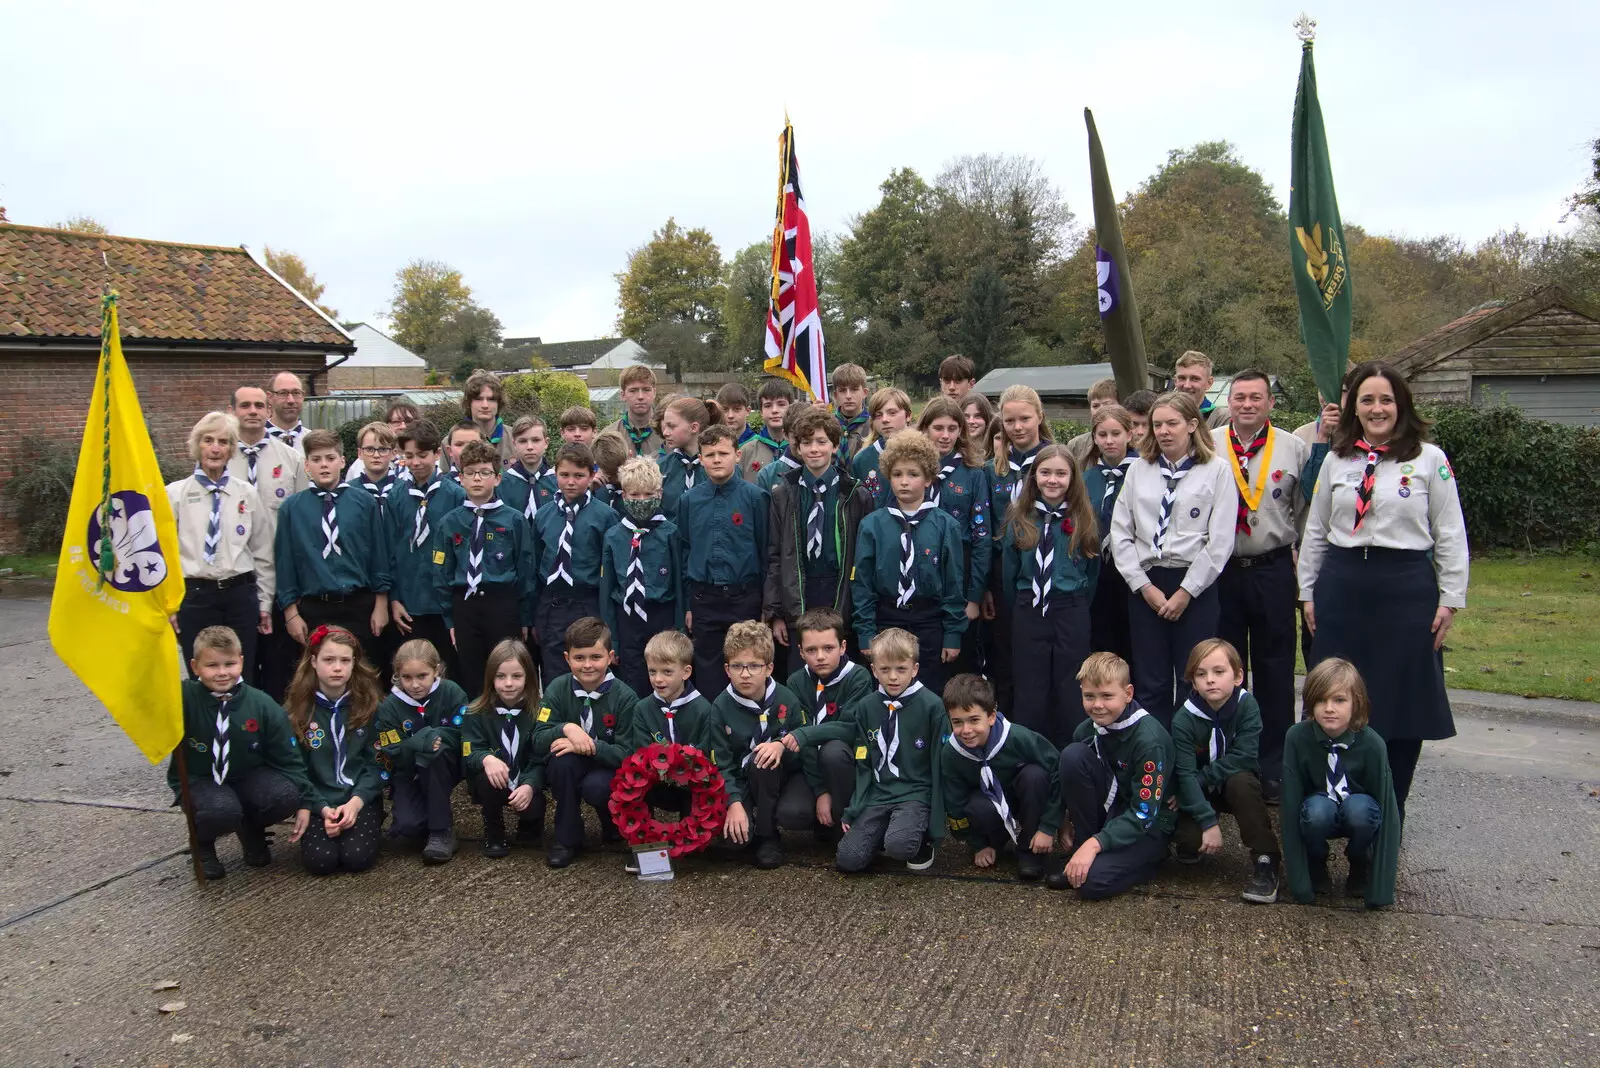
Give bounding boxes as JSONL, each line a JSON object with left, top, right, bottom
{"left": 1086, "top": 108, "right": 1148, "bottom": 401}
{"left": 1289, "top": 33, "right": 1353, "bottom": 404}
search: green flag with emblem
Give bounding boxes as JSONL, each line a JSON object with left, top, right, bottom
{"left": 1289, "top": 23, "right": 1352, "bottom": 404}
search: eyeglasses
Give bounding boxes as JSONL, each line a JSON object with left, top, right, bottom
{"left": 359, "top": 446, "right": 394, "bottom": 456}
{"left": 726, "top": 662, "right": 769, "bottom": 675}
{"left": 271, "top": 389, "right": 306, "bottom": 399}
{"left": 462, "top": 469, "right": 498, "bottom": 480}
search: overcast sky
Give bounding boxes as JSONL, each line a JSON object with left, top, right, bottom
{"left": 3, "top": 1, "right": 1593, "bottom": 343}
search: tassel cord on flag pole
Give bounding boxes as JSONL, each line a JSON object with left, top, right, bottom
{"left": 95, "top": 293, "right": 116, "bottom": 588}
{"left": 171, "top": 744, "right": 209, "bottom": 886}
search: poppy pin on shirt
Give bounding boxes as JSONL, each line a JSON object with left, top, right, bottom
{"left": 732, "top": 512, "right": 744, "bottom": 525}
{"left": 244, "top": 718, "right": 259, "bottom": 732}
{"left": 272, "top": 465, "right": 282, "bottom": 479}
{"left": 1271, "top": 469, "right": 1284, "bottom": 482}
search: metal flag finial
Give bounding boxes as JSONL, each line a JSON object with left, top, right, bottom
{"left": 1294, "top": 13, "right": 1317, "bottom": 42}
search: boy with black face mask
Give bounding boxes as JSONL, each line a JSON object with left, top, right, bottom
{"left": 600, "top": 457, "right": 685, "bottom": 700}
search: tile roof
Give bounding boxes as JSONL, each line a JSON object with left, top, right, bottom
{"left": 1386, "top": 303, "right": 1503, "bottom": 368}
{"left": 0, "top": 223, "right": 352, "bottom": 350}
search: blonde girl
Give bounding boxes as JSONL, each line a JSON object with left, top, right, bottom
{"left": 374, "top": 638, "right": 471, "bottom": 863}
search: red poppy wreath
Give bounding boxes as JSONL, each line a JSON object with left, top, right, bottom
{"left": 607, "top": 742, "right": 729, "bottom": 857}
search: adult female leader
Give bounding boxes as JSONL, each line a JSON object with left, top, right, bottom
{"left": 166, "top": 412, "right": 276, "bottom": 671}
{"left": 1297, "top": 362, "right": 1467, "bottom": 818}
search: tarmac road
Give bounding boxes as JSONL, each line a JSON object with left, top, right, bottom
{"left": 0, "top": 596, "right": 1596, "bottom": 1067}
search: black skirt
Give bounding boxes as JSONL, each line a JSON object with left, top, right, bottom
{"left": 1310, "top": 547, "right": 1455, "bottom": 742}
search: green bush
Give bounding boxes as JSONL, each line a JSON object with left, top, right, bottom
{"left": 526, "top": 371, "right": 590, "bottom": 418}
{"left": 1429, "top": 404, "right": 1600, "bottom": 551}
{"left": 3, "top": 437, "right": 188, "bottom": 554}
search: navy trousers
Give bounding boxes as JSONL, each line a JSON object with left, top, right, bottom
{"left": 1126, "top": 566, "right": 1220, "bottom": 730}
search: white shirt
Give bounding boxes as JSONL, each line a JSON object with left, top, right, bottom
{"left": 1210, "top": 423, "right": 1312, "bottom": 556}
{"left": 1110, "top": 452, "right": 1238, "bottom": 597}
{"left": 166, "top": 475, "right": 276, "bottom": 611}
{"left": 1297, "top": 440, "right": 1468, "bottom": 609}
{"left": 228, "top": 437, "right": 305, "bottom": 516}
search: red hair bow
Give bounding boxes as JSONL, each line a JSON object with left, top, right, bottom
{"left": 308, "top": 624, "right": 332, "bottom": 648}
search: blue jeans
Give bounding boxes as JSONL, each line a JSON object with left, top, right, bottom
{"left": 1300, "top": 793, "right": 1382, "bottom": 860}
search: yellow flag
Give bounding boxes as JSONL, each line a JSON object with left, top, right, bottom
{"left": 49, "top": 293, "right": 186, "bottom": 764}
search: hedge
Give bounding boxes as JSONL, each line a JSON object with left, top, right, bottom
{"left": 3, "top": 436, "right": 189, "bottom": 554}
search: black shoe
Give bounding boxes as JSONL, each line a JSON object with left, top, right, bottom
{"left": 422, "top": 830, "right": 456, "bottom": 864}
{"left": 1016, "top": 851, "right": 1045, "bottom": 882}
{"left": 1310, "top": 857, "right": 1332, "bottom": 895}
{"left": 197, "top": 841, "right": 225, "bottom": 880}
{"left": 482, "top": 816, "right": 510, "bottom": 859}
{"left": 1346, "top": 856, "right": 1370, "bottom": 899}
{"left": 546, "top": 844, "right": 579, "bottom": 869}
{"left": 1173, "top": 847, "right": 1201, "bottom": 866}
{"left": 754, "top": 837, "right": 785, "bottom": 870}
{"left": 1044, "top": 867, "right": 1073, "bottom": 891}
{"left": 1242, "top": 855, "right": 1279, "bottom": 905}
{"left": 239, "top": 825, "right": 271, "bottom": 867}
{"left": 1262, "top": 778, "right": 1282, "bottom": 806}
{"left": 906, "top": 837, "right": 935, "bottom": 871}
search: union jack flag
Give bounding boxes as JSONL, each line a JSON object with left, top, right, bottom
{"left": 763, "top": 119, "right": 828, "bottom": 403}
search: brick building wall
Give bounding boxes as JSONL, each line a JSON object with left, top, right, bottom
{"left": 0, "top": 348, "right": 327, "bottom": 551}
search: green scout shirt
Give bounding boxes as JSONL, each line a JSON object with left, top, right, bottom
{"left": 498, "top": 462, "right": 556, "bottom": 523}
{"left": 931, "top": 455, "right": 993, "bottom": 602}
{"left": 851, "top": 505, "right": 967, "bottom": 648}
{"left": 850, "top": 439, "right": 893, "bottom": 507}
{"left": 756, "top": 449, "right": 803, "bottom": 492}
{"left": 986, "top": 444, "right": 1044, "bottom": 590}
{"left": 167, "top": 681, "right": 313, "bottom": 806}
{"left": 658, "top": 449, "right": 701, "bottom": 516}
{"left": 598, "top": 517, "right": 686, "bottom": 636}
{"left": 374, "top": 679, "right": 470, "bottom": 777}
{"left": 532, "top": 492, "right": 618, "bottom": 592}
{"left": 843, "top": 682, "right": 950, "bottom": 837}
{"left": 676, "top": 477, "right": 769, "bottom": 587}
{"left": 708, "top": 679, "right": 804, "bottom": 806}
{"left": 1000, "top": 514, "right": 1101, "bottom": 601}
{"left": 431, "top": 500, "right": 536, "bottom": 628}
{"left": 943, "top": 716, "right": 1063, "bottom": 848}
{"left": 784, "top": 660, "right": 874, "bottom": 796}
{"left": 297, "top": 695, "right": 385, "bottom": 810}
{"left": 275, "top": 483, "right": 392, "bottom": 607}
{"left": 623, "top": 686, "right": 717, "bottom": 754}
{"left": 1171, "top": 687, "right": 1263, "bottom": 830}
{"left": 1280, "top": 720, "right": 1401, "bottom": 908}
{"left": 532, "top": 672, "right": 641, "bottom": 769}
{"left": 461, "top": 700, "right": 543, "bottom": 790}
{"left": 1070, "top": 707, "right": 1178, "bottom": 851}
{"left": 385, "top": 474, "right": 465, "bottom": 617}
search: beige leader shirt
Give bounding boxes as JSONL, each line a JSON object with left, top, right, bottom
{"left": 1210, "top": 424, "right": 1312, "bottom": 556}
{"left": 166, "top": 475, "right": 276, "bottom": 612}
{"left": 229, "top": 437, "right": 305, "bottom": 516}
{"left": 1110, "top": 453, "right": 1239, "bottom": 598}
{"left": 1296, "top": 441, "right": 1469, "bottom": 609}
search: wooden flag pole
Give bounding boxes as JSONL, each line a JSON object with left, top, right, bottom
{"left": 172, "top": 745, "right": 208, "bottom": 885}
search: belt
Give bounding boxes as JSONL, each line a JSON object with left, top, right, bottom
{"left": 694, "top": 581, "right": 759, "bottom": 596}
{"left": 186, "top": 572, "right": 256, "bottom": 591}
{"left": 307, "top": 589, "right": 365, "bottom": 603}
{"left": 1330, "top": 546, "right": 1430, "bottom": 563}
{"left": 1232, "top": 544, "right": 1292, "bottom": 568}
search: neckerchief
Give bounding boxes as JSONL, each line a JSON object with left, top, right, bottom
{"left": 736, "top": 425, "right": 757, "bottom": 448}
{"left": 193, "top": 468, "right": 229, "bottom": 565}
{"left": 749, "top": 429, "right": 784, "bottom": 454}
{"left": 805, "top": 659, "right": 856, "bottom": 723}
{"left": 547, "top": 492, "right": 589, "bottom": 586}
{"left": 409, "top": 478, "right": 442, "bottom": 549}
{"left": 1096, "top": 455, "right": 1135, "bottom": 551}
{"left": 835, "top": 409, "right": 868, "bottom": 461}
{"left": 236, "top": 441, "right": 266, "bottom": 484}
{"left": 1325, "top": 738, "right": 1351, "bottom": 801}
{"left": 1152, "top": 453, "right": 1196, "bottom": 554}
{"left": 1007, "top": 443, "right": 1041, "bottom": 502}
{"left": 313, "top": 485, "right": 343, "bottom": 558}
{"left": 573, "top": 672, "right": 616, "bottom": 736}
{"left": 463, "top": 498, "right": 500, "bottom": 599}
{"left": 653, "top": 685, "right": 700, "bottom": 743}
{"left": 1199, "top": 398, "right": 1216, "bottom": 420}
{"left": 1227, "top": 422, "right": 1274, "bottom": 536}
{"left": 873, "top": 681, "right": 924, "bottom": 782}
{"left": 620, "top": 415, "right": 654, "bottom": 455}
{"left": 801, "top": 468, "right": 838, "bottom": 561}
{"left": 1181, "top": 687, "right": 1243, "bottom": 765}
{"left": 1353, "top": 439, "right": 1388, "bottom": 532}
{"left": 389, "top": 678, "right": 442, "bottom": 723}
{"left": 1092, "top": 705, "right": 1150, "bottom": 812}
{"left": 1032, "top": 499, "right": 1068, "bottom": 611}
{"left": 266, "top": 421, "right": 305, "bottom": 450}
{"left": 728, "top": 677, "right": 780, "bottom": 767}
{"left": 887, "top": 501, "right": 936, "bottom": 607}
{"left": 929, "top": 453, "right": 959, "bottom": 509}
{"left": 504, "top": 462, "right": 544, "bottom": 521}
{"left": 210, "top": 689, "right": 237, "bottom": 785}
{"left": 315, "top": 690, "right": 355, "bottom": 788}
{"left": 356, "top": 470, "right": 395, "bottom": 504}
{"left": 775, "top": 450, "right": 802, "bottom": 479}
{"left": 670, "top": 449, "right": 700, "bottom": 493}
{"left": 619, "top": 509, "right": 665, "bottom": 621}
{"left": 947, "top": 711, "right": 1018, "bottom": 842}
{"left": 486, "top": 419, "right": 506, "bottom": 447}
{"left": 495, "top": 704, "right": 523, "bottom": 768}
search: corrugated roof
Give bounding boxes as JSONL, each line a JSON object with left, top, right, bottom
{"left": 536, "top": 337, "right": 626, "bottom": 368}
{"left": 974, "top": 363, "right": 1118, "bottom": 397}
{"left": 0, "top": 223, "right": 351, "bottom": 350}
{"left": 332, "top": 322, "right": 426, "bottom": 368}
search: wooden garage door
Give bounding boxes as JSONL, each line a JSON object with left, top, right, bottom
{"left": 1472, "top": 374, "right": 1600, "bottom": 425}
